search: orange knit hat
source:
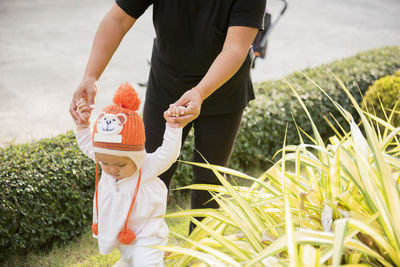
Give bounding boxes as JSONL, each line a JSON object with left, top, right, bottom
{"left": 92, "top": 82, "right": 146, "bottom": 168}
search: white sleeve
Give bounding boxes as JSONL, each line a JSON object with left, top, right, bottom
{"left": 75, "top": 127, "right": 95, "bottom": 161}
{"left": 143, "top": 124, "right": 183, "bottom": 178}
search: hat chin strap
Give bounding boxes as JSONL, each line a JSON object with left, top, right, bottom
{"left": 92, "top": 163, "right": 142, "bottom": 245}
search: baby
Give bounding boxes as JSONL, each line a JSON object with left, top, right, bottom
{"left": 74, "top": 82, "right": 183, "bottom": 266}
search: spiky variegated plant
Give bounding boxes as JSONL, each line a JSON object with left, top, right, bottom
{"left": 158, "top": 76, "right": 400, "bottom": 267}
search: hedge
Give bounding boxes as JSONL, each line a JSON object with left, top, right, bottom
{"left": 362, "top": 71, "right": 400, "bottom": 128}
{"left": 0, "top": 132, "right": 95, "bottom": 261}
{"left": 1, "top": 46, "right": 399, "bottom": 258}
{"left": 173, "top": 46, "right": 400, "bottom": 187}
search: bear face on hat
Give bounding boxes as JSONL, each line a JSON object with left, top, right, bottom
{"left": 94, "top": 112, "right": 127, "bottom": 143}
{"left": 92, "top": 82, "right": 145, "bottom": 152}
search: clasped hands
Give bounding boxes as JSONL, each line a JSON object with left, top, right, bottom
{"left": 72, "top": 87, "right": 203, "bottom": 129}
{"left": 164, "top": 87, "right": 203, "bottom": 128}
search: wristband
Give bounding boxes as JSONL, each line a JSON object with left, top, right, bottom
{"left": 77, "top": 122, "right": 91, "bottom": 128}
{"left": 192, "top": 87, "right": 204, "bottom": 100}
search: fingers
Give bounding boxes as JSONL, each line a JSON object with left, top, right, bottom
{"left": 177, "top": 104, "right": 200, "bottom": 127}
{"left": 165, "top": 90, "right": 202, "bottom": 127}
{"left": 71, "top": 94, "right": 94, "bottom": 127}
{"left": 70, "top": 102, "right": 80, "bottom": 124}
{"left": 164, "top": 88, "right": 204, "bottom": 127}
{"left": 180, "top": 105, "right": 186, "bottom": 114}
{"left": 163, "top": 110, "right": 180, "bottom": 128}
{"left": 71, "top": 78, "right": 97, "bottom": 123}
{"left": 77, "top": 107, "right": 91, "bottom": 120}
{"left": 172, "top": 113, "right": 197, "bottom": 126}
{"left": 167, "top": 104, "right": 186, "bottom": 117}
{"left": 76, "top": 98, "right": 94, "bottom": 123}
{"left": 70, "top": 91, "right": 81, "bottom": 122}
{"left": 76, "top": 98, "right": 92, "bottom": 111}
{"left": 164, "top": 105, "right": 186, "bottom": 128}
{"left": 71, "top": 100, "right": 86, "bottom": 124}
{"left": 86, "top": 83, "right": 98, "bottom": 106}
{"left": 164, "top": 109, "right": 196, "bottom": 128}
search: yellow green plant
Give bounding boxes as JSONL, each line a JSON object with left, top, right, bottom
{"left": 159, "top": 76, "right": 400, "bottom": 266}
{"left": 362, "top": 71, "right": 400, "bottom": 128}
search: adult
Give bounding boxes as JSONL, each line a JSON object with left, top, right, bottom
{"left": 70, "top": 0, "right": 266, "bottom": 231}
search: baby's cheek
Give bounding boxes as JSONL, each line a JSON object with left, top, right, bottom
{"left": 102, "top": 167, "right": 111, "bottom": 175}
{"left": 126, "top": 165, "right": 137, "bottom": 176}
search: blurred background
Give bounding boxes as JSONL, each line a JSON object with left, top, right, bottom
{"left": 0, "top": 0, "right": 399, "bottom": 146}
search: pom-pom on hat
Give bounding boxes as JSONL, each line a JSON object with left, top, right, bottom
{"left": 112, "top": 82, "right": 141, "bottom": 111}
{"left": 92, "top": 82, "right": 146, "bottom": 169}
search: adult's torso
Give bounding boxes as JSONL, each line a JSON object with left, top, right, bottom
{"left": 116, "top": 0, "right": 266, "bottom": 114}
{"left": 153, "top": 0, "right": 234, "bottom": 75}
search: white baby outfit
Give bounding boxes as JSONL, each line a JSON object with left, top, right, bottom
{"left": 76, "top": 124, "right": 182, "bottom": 266}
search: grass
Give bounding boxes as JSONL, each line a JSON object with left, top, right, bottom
{"left": 7, "top": 230, "right": 101, "bottom": 267}
{"left": 5, "top": 200, "right": 190, "bottom": 267}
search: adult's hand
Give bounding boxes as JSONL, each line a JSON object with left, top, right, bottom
{"left": 70, "top": 76, "right": 98, "bottom": 124}
{"left": 168, "top": 88, "right": 203, "bottom": 127}
{"left": 165, "top": 26, "right": 258, "bottom": 128}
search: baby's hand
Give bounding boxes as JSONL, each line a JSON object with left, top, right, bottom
{"left": 164, "top": 104, "right": 186, "bottom": 128}
{"left": 167, "top": 104, "right": 186, "bottom": 118}
{"left": 75, "top": 98, "right": 93, "bottom": 128}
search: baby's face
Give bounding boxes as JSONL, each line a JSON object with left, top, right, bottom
{"left": 95, "top": 153, "right": 137, "bottom": 180}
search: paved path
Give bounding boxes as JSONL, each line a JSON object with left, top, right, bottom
{"left": 1, "top": 0, "right": 399, "bottom": 145}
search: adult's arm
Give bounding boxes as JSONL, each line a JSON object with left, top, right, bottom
{"left": 70, "top": 3, "right": 136, "bottom": 123}
{"left": 169, "top": 26, "right": 258, "bottom": 127}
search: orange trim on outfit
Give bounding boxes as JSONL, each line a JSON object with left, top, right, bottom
{"left": 92, "top": 164, "right": 142, "bottom": 245}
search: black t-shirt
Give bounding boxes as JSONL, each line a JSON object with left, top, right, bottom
{"left": 116, "top": 0, "right": 266, "bottom": 115}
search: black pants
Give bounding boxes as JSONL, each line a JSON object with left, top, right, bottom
{"left": 143, "top": 100, "right": 244, "bottom": 231}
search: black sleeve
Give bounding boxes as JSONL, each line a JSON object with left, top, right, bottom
{"left": 116, "top": 0, "right": 153, "bottom": 19}
{"left": 229, "top": 0, "right": 267, "bottom": 30}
